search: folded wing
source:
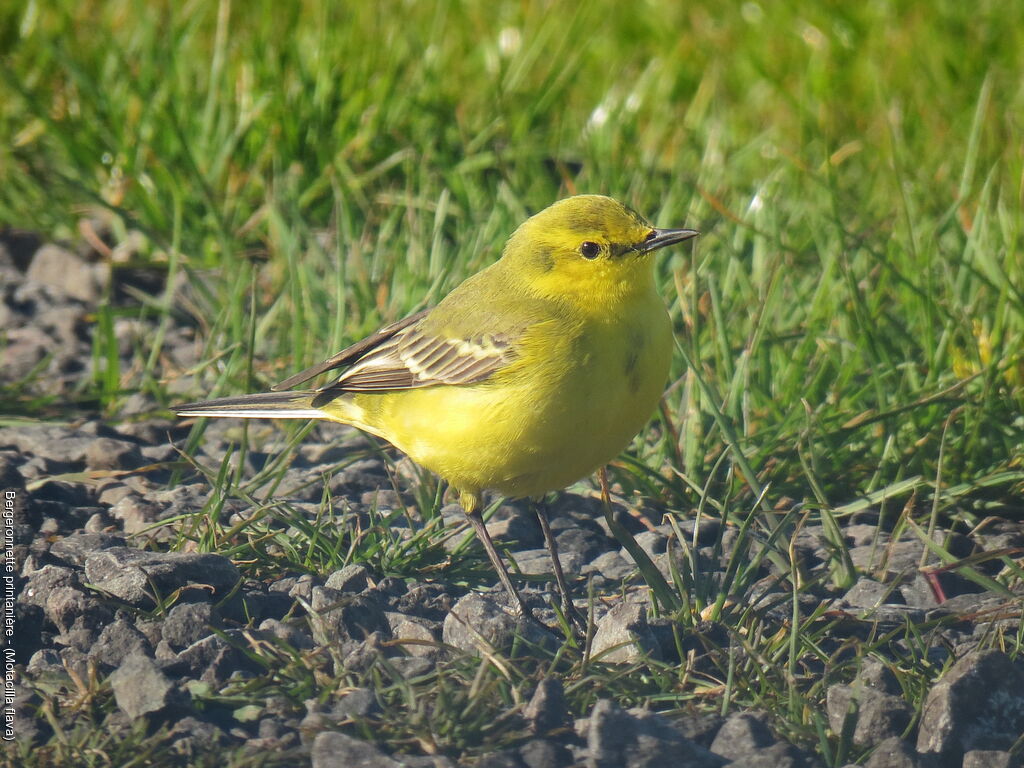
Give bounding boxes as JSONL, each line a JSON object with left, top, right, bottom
{"left": 272, "top": 308, "right": 518, "bottom": 406}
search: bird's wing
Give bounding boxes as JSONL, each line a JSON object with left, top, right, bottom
{"left": 322, "top": 321, "right": 516, "bottom": 393}
{"left": 271, "top": 309, "right": 430, "bottom": 391}
{"left": 273, "top": 307, "right": 521, "bottom": 398}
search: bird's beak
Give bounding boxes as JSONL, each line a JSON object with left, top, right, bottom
{"left": 636, "top": 228, "right": 700, "bottom": 253}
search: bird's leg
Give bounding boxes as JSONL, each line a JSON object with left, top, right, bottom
{"left": 532, "top": 497, "right": 586, "bottom": 633}
{"left": 598, "top": 466, "right": 611, "bottom": 505}
{"left": 460, "top": 491, "right": 532, "bottom": 619}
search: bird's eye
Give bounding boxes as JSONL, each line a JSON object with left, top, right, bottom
{"left": 580, "top": 241, "right": 601, "bottom": 259}
{"left": 644, "top": 230, "right": 657, "bottom": 241}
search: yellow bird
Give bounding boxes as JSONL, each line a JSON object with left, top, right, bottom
{"left": 175, "top": 195, "right": 698, "bottom": 627}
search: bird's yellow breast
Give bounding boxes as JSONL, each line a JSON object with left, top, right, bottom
{"left": 335, "top": 292, "right": 672, "bottom": 500}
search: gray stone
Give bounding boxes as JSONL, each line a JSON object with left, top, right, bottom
{"left": 727, "top": 742, "right": 821, "bottom": 767}
{"left": 392, "top": 756, "right": 456, "bottom": 768}
{"left": 139, "top": 444, "right": 176, "bottom": 462}
{"left": 37, "top": 306, "right": 83, "bottom": 353}
{"left": 44, "top": 586, "right": 112, "bottom": 633}
{"left": 843, "top": 604, "right": 927, "bottom": 625}
{"left": 840, "top": 578, "right": 903, "bottom": 611}
{"left": 12, "top": 601, "right": 44, "bottom": 662}
{"left": 709, "top": 712, "right": 775, "bottom": 760}
{"left": 673, "top": 516, "right": 722, "bottom": 545}
{"left": 441, "top": 593, "right": 552, "bottom": 655}
{"left": 519, "top": 739, "right": 573, "bottom": 768}
{"left": 557, "top": 526, "right": 609, "bottom": 562}
{"left": 236, "top": 585, "right": 293, "bottom": 626}
{"left": 0, "top": 452, "right": 25, "bottom": 490}
{"left": 97, "top": 482, "right": 138, "bottom": 507}
{"left": 174, "top": 634, "right": 244, "bottom": 684}
{"left": 962, "top": 751, "right": 1018, "bottom": 768}
{"left": 19, "top": 565, "right": 79, "bottom": 607}
{"left": 55, "top": 622, "right": 98, "bottom": 653}
{"left": 385, "top": 612, "right": 438, "bottom": 657}
{"left": 90, "top": 617, "right": 154, "bottom": 669}
{"left": 258, "top": 618, "right": 314, "bottom": 650}
{"left": 257, "top": 717, "right": 283, "bottom": 739}
{"left": 844, "top": 524, "right": 884, "bottom": 548}
{"left": 388, "top": 657, "right": 434, "bottom": 679}
{"left": 332, "top": 687, "right": 381, "bottom": 719}
{"left": 109, "top": 652, "right": 182, "bottom": 719}
{"left": 84, "top": 437, "right": 144, "bottom": 471}
{"left": 631, "top": 530, "right": 668, "bottom": 558}
{"left": 860, "top": 658, "right": 903, "bottom": 695}
{"left": 109, "top": 496, "right": 175, "bottom": 539}
{"left": 148, "top": 482, "right": 208, "bottom": 506}
{"left": 513, "top": 548, "right": 584, "bottom": 577}
{"left": 9, "top": 681, "right": 47, "bottom": 745}
{"left": 396, "top": 583, "right": 452, "bottom": 621}
{"left": 59, "top": 647, "right": 89, "bottom": 680}
{"left": 168, "top": 716, "right": 225, "bottom": 757}
{"left": 286, "top": 573, "right": 316, "bottom": 603}
{"left": 925, "top": 593, "right": 1004, "bottom": 621}
{"left": 84, "top": 510, "right": 115, "bottom": 532}
{"left": 311, "top": 731, "right": 402, "bottom": 768}
{"left": 486, "top": 504, "right": 544, "bottom": 548}
{"left": 162, "top": 602, "right": 215, "bottom": 650}
{"left": 916, "top": 650, "right": 1024, "bottom": 760}
{"left": 49, "top": 532, "right": 126, "bottom": 566}
{"left": 584, "top": 551, "right": 634, "bottom": 581}
{"left": 26, "top": 648, "right": 62, "bottom": 677}
{"left": 591, "top": 601, "right": 660, "bottom": 663}
{"left": 848, "top": 539, "right": 923, "bottom": 579}
{"left": 135, "top": 617, "right": 164, "bottom": 647}
{"left": 826, "top": 684, "right": 914, "bottom": 747}
{"left": 324, "top": 563, "right": 369, "bottom": 593}
{"left": 671, "top": 712, "right": 724, "bottom": 747}
{"left": 309, "top": 587, "right": 390, "bottom": 645}
{"left": 475, "top": 750, "right": 525, "bottom": 768}
{"left": 650, "top": 547, "right": 695, "bottom": 581}
{"left": 972, "top": 520, "right": 1024, "bottom": 552}
{"left": 0, "top": 325, "right": 53, "bottom": 381}
{"left": 0, "top": 425, "right": 96, "bottom": 465}
{"left": 863, "top": 737, "right": 927, "bottom": 768}
{"left": 899, "top": 574, "right": 944, "bottom": 609}
{"left": 84, "top": 547, "right": 240, "bottom": 606}
{"left": 586, "top": 699, "right": 725, "bottom": 768}
{"left": 524, "top": 677, "right": 571, "bottom": 736}
{"left": 26, "top": 243, "right": 107, "bottom": 303}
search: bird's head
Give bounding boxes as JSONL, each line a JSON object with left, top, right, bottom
{"left": 503, "top": 195, "right": 698, "bottom": 306}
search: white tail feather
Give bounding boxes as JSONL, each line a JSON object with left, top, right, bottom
{"left": 174, "top": 407, "right": 324, "bottom": 419}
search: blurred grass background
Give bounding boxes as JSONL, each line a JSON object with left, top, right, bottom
{"left": 3, "top": 0, "right": 1023, "bottom": 510}
{"left": 4, "top": 1, "right": 1024, "bottom": 763}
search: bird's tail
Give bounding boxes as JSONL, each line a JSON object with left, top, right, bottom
{"left": 173, "top": 391, "right": 327, "bottom": 420}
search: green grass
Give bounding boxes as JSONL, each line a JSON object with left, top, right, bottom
{"left": 4, "top": 0, "right": 1024, "bottom": 764}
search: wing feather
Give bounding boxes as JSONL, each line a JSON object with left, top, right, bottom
{"left": 271, "top": 309, "right": 430, "bottom": 391}
{"left": 331, "top": 325, "right": 513, "bottom": 391}
{"left": 276, "top": 307, "right": 519, "bottom": 401}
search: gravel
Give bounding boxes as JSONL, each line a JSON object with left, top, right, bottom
{"left": 109, "top": 652, "right": 186, "bottom": 719}
{"left": 589, "top": 600, "right": 663, "bottom": 662}
{"left": 586, "top": 699, "right": 726, "bottom": 768}
{"left": 826, "top": 683, "right": 915, "bottom": 749}
{"left": 916, "top": 650, "right": 1024, "bottom": 763}
{"left": 311, "top": 731, "right": 415, "bottom": 768}
{"left": 441, "top": 593, "right": 555, "bottom": 654}
{"left": 523, "top": 677, "right": 572, "bottom": 736}
{"left": 6, "top": 231, "right": 1024, "bottom": 766}
{"left": 83, "top": 548, "right": 241, "bottom": 606}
